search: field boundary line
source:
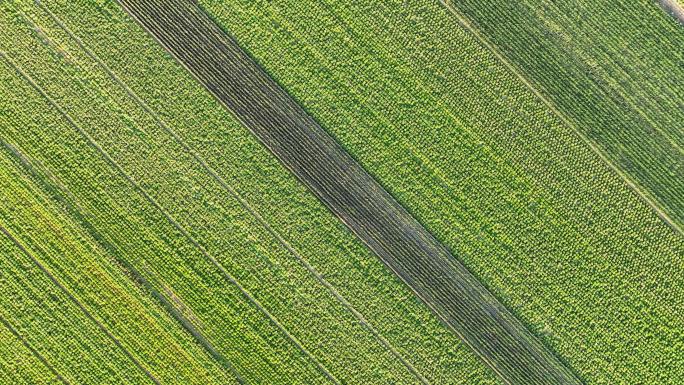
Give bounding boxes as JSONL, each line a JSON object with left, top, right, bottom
{"left": 0, "top": 221, "right": 161, "bottom": 385}
{"left": 34, "top": 3, "right": 429, "bottom": 383}
{"left": 249, "top": 0, "right": 594, "bottom": 265}
{"left": 7, "top": 8, "right": 245, "bottom": 382}
{"left": 0, "top": 311, "right": 71, "bottom": 385}
{"left": 0, "top": 138, "right": 246, "bottom": 385}
{"left": 1, "top": 49, "right": 340, "bottom": 385}
{"left": 439, "top": 0, "right": 684, "bottom": 237}
{"left": 291, "top": 0, "right": 601, "bottom": 283}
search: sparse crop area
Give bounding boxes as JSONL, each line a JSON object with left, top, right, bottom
{"left": 1, "top": 0, "right": 682, "bottom": 384}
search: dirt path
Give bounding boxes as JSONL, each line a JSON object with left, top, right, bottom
{"left": 659, "top": 0, "right": 684, "bottom": 24}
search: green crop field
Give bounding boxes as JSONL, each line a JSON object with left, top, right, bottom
{"left": 0, "top": 1, "right": 495, "bottom": 384}
{"left": 1, "top": 0, "right": 682, "bottom": 384}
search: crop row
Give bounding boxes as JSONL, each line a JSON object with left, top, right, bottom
{"left": 0, "top": 12, "right": 326, "bottom": 385}
{"left": 0, "top": 178, "right": 154, "bottom": 384}
{"left": 33, "top": 2, "right": 497, "bottom": 383}
{"left": 120, "top": 0, "right": 582, "bottom": 383}
{"left": 194, "top": 0, "right": 684, "bottom": 383}
{"left": 0, "top": 282, "right": 65, "bottom": 385}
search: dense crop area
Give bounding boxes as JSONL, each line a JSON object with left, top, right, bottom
{"left": 195, "top": 0, "right": 684, "bottom": 383}
{"left": 115, "top": 0, "right": 578, "bottom": 383}
{"left": 0, "top": 148, "right": 235, "bottom": 385}
{"left": 444, "top": 0, "right": 684, "bottom": 232}
{"left": 0, "top": 1, "right": 499, "bottom": 383}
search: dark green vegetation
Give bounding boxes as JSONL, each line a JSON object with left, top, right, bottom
{"left": 444, "top": 0, "right": 684, "bottom": 233}
{"left": 1, "top": 0, "right": 683, "bottom": 384}
{"left": 0, "top": 1, "right": 497, "bottom": 384}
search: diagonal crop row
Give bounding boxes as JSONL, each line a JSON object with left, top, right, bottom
{"left": 0, "top": 311, "right": 67, "bottom": 385}
{"left": 0, "top": 1, "right": 486, "bottom": 382}
{"left": 0, "top": 223, "right": 155, "bottom": 385}
{"left": 32, "top": 2, "right": 429, "bottom": 382}
{"left": 0, "top": 51, "right": 324, "bottom": 384}
{"left": 442, "top": 0, "right": 684, "bottom": 231}
{"left": 0, "top": 137, "right": 240, "bottom": 384}
{"left": 4, "top": 4, "right": 412, "bottom": 384}
{"left": 34, "top": 1, "right": 496, "bottom": 384}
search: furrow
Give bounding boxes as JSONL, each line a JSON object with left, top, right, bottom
{"left": 0, "top": 224, "right": 161, "bottom": 385}
{"left": 33, "top": 3, "right": 428, "bottom": 382}
{"left": 0, "top": 313, "right": 70, "bottom": 385}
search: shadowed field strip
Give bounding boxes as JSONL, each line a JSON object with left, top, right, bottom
{"left": 115, "top": 0, "right": 581, "bottom": 383}
{"left": 192, "top": 1, "right": 683, "bottom": 382}
{"left": 441, "top": 0, "right": 684, "bottom": 233}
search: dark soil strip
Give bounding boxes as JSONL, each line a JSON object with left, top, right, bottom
{"left": 115, "top": 1, "right": 582, "bottom": 383}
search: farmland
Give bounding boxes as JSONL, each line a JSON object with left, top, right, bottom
{"left": 444, "top": 0, "right": 684, "bottom": 232}
{"left": 115, "top": 0, "right": 579, "bottom": 383}
{"left": 1, "top": 1, "right": 498, "bottom": 384}
{"left": 1, "top": 0, "right": 683, "bottom": 384}
{"left": 0, "top": 145, "right": 235, "bottom": 384}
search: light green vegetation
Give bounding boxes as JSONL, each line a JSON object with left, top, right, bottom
{"left": 195, "top": 0, "right": 684, "bottom": 383}
{"left": 0, "top": 140, "right": 235, "bottom": 384}
{"left": 0, "top": 1, "right": 499, "bottom": 384}
{"left": 445, "top": 0, "right": 684, "bottom": 231}
{"left": 0, "top": 309, "right": 62, "bottom": 385}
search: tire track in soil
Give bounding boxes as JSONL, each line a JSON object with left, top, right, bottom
{"left": 0, "top": 311, "right": 71, "bottom": 385}
{"left": 1, "top": 49, "right": 338, "bottom": 385}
